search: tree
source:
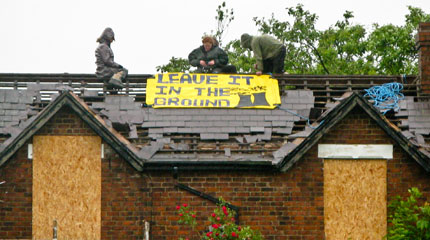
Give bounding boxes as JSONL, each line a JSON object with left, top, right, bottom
{"left": 386, "top": 187, "right": 430, "bottom": 240}
{"left": 367, "top": 6, "right": 430, "bottom": 75}
{"left": 157, "top": 4, "right": 430, "bottom": 75}
{"left": 252, "top": 4, "right": 430, "bottom": 75}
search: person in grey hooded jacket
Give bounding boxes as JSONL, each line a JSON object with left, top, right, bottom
{"left": 95, "top": 27, "right": 127, "bottom": 90}
{"left": 240, "top": 33, "right": 286, "bottom": 76}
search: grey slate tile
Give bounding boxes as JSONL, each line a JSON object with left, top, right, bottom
{"left": 155, "top": 121, "right": 172, "bottom": 127}
{"left": 273, "top": 142, "right": 297, "bottom": 163}
{"left": 228, "top": 121, "right": 244, "bottom": 127}
{"left": 200, "top": 133, "right": 229, "bottom": 140}
{"left": 250, "top": 127, "right": 265, "bottom": 132}
{"left": 244, "top": 135, "right": 258, "bottom": 143}
{"left": 163, "top": 127, "right": 178, "bottom": 133}
{"left": 257, "top": 128, "right": 272, "bottom": 141}
{"left": 273, "top": 127, "right": 292, "bottom": 134}
{"left": 265, "top": 115, "right": 280, "bottom": 121}
{"left": 177, "top": 127, "right": 193, "bottom": 133}
{"left": 235, "top": 127, "right": 250, "bottom": 133}
{"left": 149, "top": 128, "right": 164, "bottom": 134}
{"left": 257, "top": 121, "right": 272, "bottom": 127}
{"left": 236, "top": 115, "right": 250, "bottom": 121}
{"left": 250, "top": 116, "right": 265, "bottom": 121}
{"left": 148, "top": 133, "right": 163, "bottom": 139}
{"left": 224, "top": 148, "right": 231, "bottom": 157}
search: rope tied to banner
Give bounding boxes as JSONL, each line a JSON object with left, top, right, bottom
{"left": 364, "top": 82, "right": 404, "bottom": 115}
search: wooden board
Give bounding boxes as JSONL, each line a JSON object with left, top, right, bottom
{"left": 324, "top": 159, "right": 386, "bottom": 240}
{"left": 33, "top": 136, "right": 101, "bottom": 240}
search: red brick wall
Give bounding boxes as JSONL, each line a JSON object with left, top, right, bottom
{"left": 417, "top": 22, "right": 430, "bottom": 95}
{"left": 101, "top": 147, "right": 145, "bottom": 239}
{"left": 1, "top": 106, "right": 430, "bottom": 240}
{"left": 36, "top": 106, "right": 97, "bottom": 136}
{"left": 0, "top": 145, "right": 32, "bottom": 239}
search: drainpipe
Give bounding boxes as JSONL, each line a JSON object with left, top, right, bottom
{"left": 52, "top": 220, "right": 57, "bottom": 240}
{"left": 144, "top": 220, "right": 150, "bottom": 240}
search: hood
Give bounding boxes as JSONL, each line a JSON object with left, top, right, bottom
{"left": 241, "top": 33, "right": 253, "bottom": 49}
{"left": 97, "top": 27, "right": 115, "bottom": 43}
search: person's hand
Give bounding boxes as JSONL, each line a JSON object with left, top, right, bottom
{"left": 200, "top": 60, "right": 207, "bottom": 67}
{"left": 208, "top": 60, "right": 215, "bottom": 66}
{"left": 256, "top": 71, "right": 262, "bottom": 76}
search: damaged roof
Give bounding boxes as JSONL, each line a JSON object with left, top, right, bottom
{"left": 0, "top": 73, "right": 428, "bottom": 172}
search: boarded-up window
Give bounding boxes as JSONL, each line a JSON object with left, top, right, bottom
{"left": 324, "top": 159, "right": 386, "bottom": 240}
{"left": 33, "top": 136, "right": 101, "bottom": 240}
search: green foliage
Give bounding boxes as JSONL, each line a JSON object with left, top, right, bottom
{"left": 156, "top": 57, "right": 190, "bottom": 73}
{"left": 224, "top": 39, "right": 255, "bottom": 73}
{"left": 177, "top": 198, "right": 264, "bottom": 240}
{"left": 157, "top": 4, "right": 430, "bottom": 75}
{"left": 254, "top": 4, "right": 323, "bottom": 74}
{"left": 386, "top": 187, "right": 430, "bottom": 240}
{"left": 252, "top": 4, "right": 430, "bottom": 75}
{"left": 214, "top": 1, "right": 234, "bottom": 47}
{"left": 367, "top": 6, "right": 430, "bottom": 75}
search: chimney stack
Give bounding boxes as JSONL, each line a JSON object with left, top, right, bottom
{"left": 417, "top": 22, "right": 430, "bottom": 94}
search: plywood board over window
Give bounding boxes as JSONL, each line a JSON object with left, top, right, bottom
{"left": 33, "top": 136, "right": 101, "bottom": 240}
{"left": 324, "top": 159, "right": 387, "bottom": 240}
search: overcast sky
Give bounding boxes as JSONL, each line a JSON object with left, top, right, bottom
{"left": 1, "top": 0, "right": 429, "bottom": 74}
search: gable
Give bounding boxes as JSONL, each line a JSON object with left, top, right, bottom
{"left": 278, "top": 92, "right": 430, "bottom": 172}
{"left": 0, "top": 91, "right": 143, "bottom": 171}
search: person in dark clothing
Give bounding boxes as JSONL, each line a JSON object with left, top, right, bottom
{"left": 240, "top": 33, "right": 286, "bottom": 76}
{"left": 95, "top": 27, "right": 127, "bottom": 90}
{"left": 188, "top": 36, "right": 236, "bottom": 74}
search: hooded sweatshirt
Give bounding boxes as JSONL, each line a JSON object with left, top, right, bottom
{"left": 241, "top": 34, "right": 283, "bottom": 71}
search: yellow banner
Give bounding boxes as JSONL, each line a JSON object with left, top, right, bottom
{"left": 146, "top": 73, "right": 281, "bottom": 109}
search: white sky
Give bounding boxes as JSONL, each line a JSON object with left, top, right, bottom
{"left": 0, "top": 0, "right": 429, "bottom": 74}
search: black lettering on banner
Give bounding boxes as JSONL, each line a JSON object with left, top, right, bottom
{"left": 242, "top": 76, "right": 253, "bottom": 85}
{"left": 156, "top": 86, "right": 167, "bottom": 95}
{"left": 206, "top": 75, "right": 218, "bottom": 84}
{"left": 219, "top": 99, "right": 230, "bottom": 107}
{"left": 168, "top": 97, "right": 179, "bottom": 106}
{"left": 154, "top": 97, "right": 166, "bottom": 105}
{"left": 219, "top": 88, "right": 230, "bottom": 96}
{"left": 228, "top": 75, "right": 241, "bottom": 85}
{"left": 181, "top": 99, "right": 192, "bottom": 106}
{"left": 180, "top": 74, "right": 192, "bottom": 84}
{"left": 192, "top": 74, "right": 205, "bottom": 84}
{"left": 207, "top": 87, "right": 218, "bottom": 96}
{"left": 169, "top": 86, "right": 182, "bottom": 95}
{"left": 205, "top": 99, "right": 217, "bottom": 107}
{"left": 193, "top": 99, "right": 205, "bottom": 107}
{"left": 194, "top": 87, "right": 205, "bottom": 96}
{"left": 169, "top": 73, "right": 179, "bottom": 83}
{"left": 157, "top": 74, "right": 168, "bottom": 83}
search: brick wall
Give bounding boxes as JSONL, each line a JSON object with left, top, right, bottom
{"left": 417, "top": 22, "right": 430, "bottom": 95}
{"left": 1, "top": 106, "right": 430, "bottom": 239}
{"left": 0, "top": 145, "right": 32, "bottom": 239}
{"left": 36, "top": 106, "right": 97, "bottom": 136}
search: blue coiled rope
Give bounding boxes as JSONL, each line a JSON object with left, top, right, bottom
{"left": 364, "top": 82, "right": 404, "bottom": 115}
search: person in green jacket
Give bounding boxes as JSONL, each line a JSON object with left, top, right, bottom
{"left": 188, "top": 36, "right": 236, "bottom": 74}
{"left": 240, "top": 33, "right": 286, "bottom": 76}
